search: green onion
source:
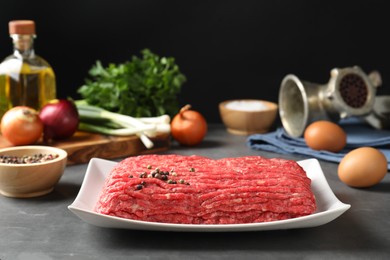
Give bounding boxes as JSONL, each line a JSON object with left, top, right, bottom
{"left": 77, "top": 122, "right": 148, "bottom": 136}
{"left": 75, "top": 100, "right": 171, "bottom": 149}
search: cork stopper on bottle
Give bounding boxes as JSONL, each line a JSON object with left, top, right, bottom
{"left": 9, "top": 20, "right": 36, "bottom": 35}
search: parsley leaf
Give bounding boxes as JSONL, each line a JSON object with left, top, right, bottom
{"left": 77, "top": 49, "right": 186, "bottom": 118}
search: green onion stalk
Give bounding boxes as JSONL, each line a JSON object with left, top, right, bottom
{"left": 75, "top": 100, "right": 171, "bottom": 149}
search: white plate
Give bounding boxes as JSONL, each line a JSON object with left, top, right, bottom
{"left": 68, "top": 158, "right": 351, "bottom": 232}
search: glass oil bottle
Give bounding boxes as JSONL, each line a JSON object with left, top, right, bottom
{"left": 0, "top": 20, "right": 56, "bottom": 118}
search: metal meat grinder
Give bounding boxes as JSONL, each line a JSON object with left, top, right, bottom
{"left": 278, "top": 66, "right": 383, "bottom": 137}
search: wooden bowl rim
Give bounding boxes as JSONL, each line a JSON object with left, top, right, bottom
{"left": 0, "top": 145, "right": 67, "bottom": 167}
{"left": 219, "top": 99, "right": 278, "bottom": 113}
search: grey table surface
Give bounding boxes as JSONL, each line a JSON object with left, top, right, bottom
{"left": 1, "top": 124, "right": 390, "bottom": 260}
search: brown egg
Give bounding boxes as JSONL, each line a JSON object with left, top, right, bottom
{"left": 304, "top": 120, "right": 347, "bottom": 152}
{"left": 338, "top": 147, "right": 388, "bottom": 188}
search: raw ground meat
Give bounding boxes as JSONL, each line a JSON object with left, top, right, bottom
{"left": 95, "top": 154, "right": 317, "bottom": 224}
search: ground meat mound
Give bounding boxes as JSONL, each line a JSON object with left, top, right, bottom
{"left": 95, "top": 154, "right": 317, "bottom": 224}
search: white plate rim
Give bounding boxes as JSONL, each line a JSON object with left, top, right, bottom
{"left": 68, "top": 157, "right": 351, "bottom": 232}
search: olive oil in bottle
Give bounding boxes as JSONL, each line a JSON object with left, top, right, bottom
{"left": 0, "top": 20, "right": 56, "bottom": 118}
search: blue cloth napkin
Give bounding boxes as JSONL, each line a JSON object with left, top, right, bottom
{"left": 247, "top": 118, "right": 390, "bottom": 170}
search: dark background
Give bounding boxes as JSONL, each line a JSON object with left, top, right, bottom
{"left": 1, "top": 0, "right": 389, "bottom": 123}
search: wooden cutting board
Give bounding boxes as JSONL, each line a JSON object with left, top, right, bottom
{"left": 0, "top": 131, "right": 171, "bottom": 165}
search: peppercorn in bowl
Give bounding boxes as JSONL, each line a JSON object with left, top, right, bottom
{"left": 0, "top": 145, "right": 67, "bottom": 198}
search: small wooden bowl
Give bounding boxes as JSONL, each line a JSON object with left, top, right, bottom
{"left": 0, "top": 146, "right": 67, "bottom": 198}
{"left": 219, "top": 99, "right": 278, "bottom": 135}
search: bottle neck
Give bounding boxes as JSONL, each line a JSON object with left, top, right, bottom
{"left": 11, "top": 34, "right": 36, "bottom": 59}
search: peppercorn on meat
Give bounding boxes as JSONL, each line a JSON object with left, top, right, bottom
{"left": 95, "top": 154, "right": 316, "bottom": 224}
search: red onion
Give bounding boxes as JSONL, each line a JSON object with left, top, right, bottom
{"left": 39, "top": 99, "right": 79, "bottom": 142}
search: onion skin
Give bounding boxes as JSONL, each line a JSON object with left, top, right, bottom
{"left": 39, "top": 99, "right": 80, "bottom": 142}
{"left": 1, "top": 106, "right": 43, "bottom": 145}
{"left": 171, "top": 104, "right": 207, "bottom": 146}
